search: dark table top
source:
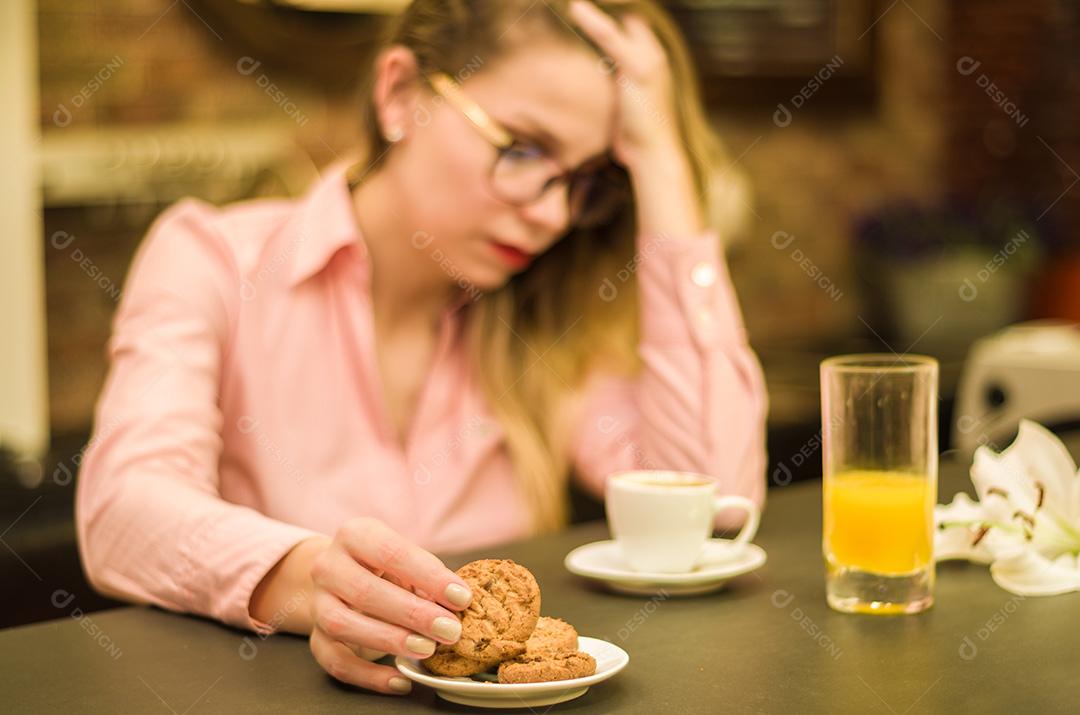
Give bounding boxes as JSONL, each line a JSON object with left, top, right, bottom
{"left": 3, "top": 455, "right": 1077, "bottom": 714}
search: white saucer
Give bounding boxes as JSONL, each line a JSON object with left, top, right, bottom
{"left": 564, "top": 539, "right": 767, "bottom": 596}
{"left": 395, "top": 636, "right": 628, "bottom": 709}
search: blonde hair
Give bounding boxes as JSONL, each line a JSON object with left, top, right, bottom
{"left": 357, "top": 0, "right": 741, "bottom": 533}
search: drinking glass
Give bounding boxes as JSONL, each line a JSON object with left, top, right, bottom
{"left": 820, "top": 354, "right": 938, "bottom": 614}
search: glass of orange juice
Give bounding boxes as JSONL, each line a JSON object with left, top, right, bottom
{"left": 821, "top": 354, "right": 938, "bottom": 614}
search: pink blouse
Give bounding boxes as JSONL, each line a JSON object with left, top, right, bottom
{"left": 75, "top": 161, "right": 767, "bottom": 634}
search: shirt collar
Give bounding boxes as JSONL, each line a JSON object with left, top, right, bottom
{"left": 284, "top": 158, "right": 480, "bottom": 318}
{"left": 285, "top": 158, "right": 367, "bottom": 289}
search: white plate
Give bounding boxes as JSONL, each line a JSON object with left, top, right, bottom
{"left": 395, "top": 636, "right": 628, "bottom": 709}
{"left": 564, "top": 539, "right": 767, "bottom": 596}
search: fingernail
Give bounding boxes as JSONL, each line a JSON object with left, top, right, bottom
{"left": 432, "top": 616, "right": 461, "bottom": 642}
{"left": 445, "top": 583, "right": 472, "bottom": 608}
{"left": 405, "top": 633, "right": 436, "bottom": 657}
{"left": 389, "top": 676, "right": 412, "bottom": 694}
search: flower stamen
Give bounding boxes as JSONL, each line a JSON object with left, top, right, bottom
{"left": 1013, "top": 511, "right": 1036, "bottom": 530}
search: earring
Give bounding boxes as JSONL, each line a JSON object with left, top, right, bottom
{"left": 384, "top": 126, "right": 405, "bottom": 143}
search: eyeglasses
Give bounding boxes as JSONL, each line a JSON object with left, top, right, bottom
{"left": 426, "top": 72, "right": 627, "bottom": 229}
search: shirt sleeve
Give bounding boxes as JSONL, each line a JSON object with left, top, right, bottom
{"left": 570, "top": 230, "right": 768, "bottom": 528}
{"left": 75, "top": 199, "right": 321, "bottom": 635}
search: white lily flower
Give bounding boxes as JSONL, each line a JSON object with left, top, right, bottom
{"left": 935, "top": 420, "right": 1080, "bottom": 596}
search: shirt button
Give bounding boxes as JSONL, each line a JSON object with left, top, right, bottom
{"left": 695, "top": 306, "right": 716, "bottom": 342}
{"left": 690, "top": 261, "right": 717, "bottom": 288}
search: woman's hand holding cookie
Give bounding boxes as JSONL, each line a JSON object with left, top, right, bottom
{"left": 308, "top": 517, "right": 473, "bottom": 695}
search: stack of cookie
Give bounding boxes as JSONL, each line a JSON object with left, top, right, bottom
{"left": 423, "top": 559, "right": 597, "bottom": 684}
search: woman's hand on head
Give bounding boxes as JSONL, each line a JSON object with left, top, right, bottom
{"left": 307, "top": 517, "right": 473, "bottom": 695}
{"left": 567, "top": 0, "right": 680, "bottom": 167}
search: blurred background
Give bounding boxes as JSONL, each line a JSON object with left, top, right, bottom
{"left": 2, "top": 0, "right": 1078, "bottom": 628}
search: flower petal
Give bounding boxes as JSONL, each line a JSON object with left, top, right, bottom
{"left": 989, "top": 547, "right": 1080, "bottom": 596}
{"left": 974, "top": 421, "right": 1080, "bottom": 522}
{"left": 935, "top": 492, "right": 994, "bottom": 563}
{"left": 1029, "top": 511, "right": 1080, "bottom": 561}
{"left": 1012, "top": 420, "right": 1080, "bottom": 523}
{"left": 971, "top": 441, "right": 1037, "bottom": 517}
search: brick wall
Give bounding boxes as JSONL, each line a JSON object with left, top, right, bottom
{"left": 945, "top": 0, "right": 1079, "bottom": 246}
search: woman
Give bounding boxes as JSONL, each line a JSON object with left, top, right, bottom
{"left": 75, "top": 0, "right": 766, "bottom": 696}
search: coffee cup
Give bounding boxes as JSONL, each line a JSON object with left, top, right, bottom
{"left": 605, "top": 470, "right": 760, "bottom": 573}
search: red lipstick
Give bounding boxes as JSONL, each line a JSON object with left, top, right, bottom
{"left": 490, "top": 241, "right": 534, "bottom": 269}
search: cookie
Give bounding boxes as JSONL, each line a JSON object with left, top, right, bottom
{"left": 422, "top": 643, "right": 491, "bottom": 677}
{"left": 452, "top": 559, "right": 541, "bottom": 664}
{"left": 497, "top": 651, "right": 597, "bottom": 684}
{"left": 524, "top": 617, "right": 578, "bottom": 657}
